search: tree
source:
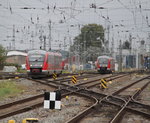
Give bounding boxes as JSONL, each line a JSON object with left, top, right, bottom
{"left": 0, "top": 45, "right": 6, "bottom": 70}
{"left": 71, "top": 24, "right": 105, "bottom": 62}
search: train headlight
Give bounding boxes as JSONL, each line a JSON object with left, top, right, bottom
{"left": 30, "top": 65, "right": 33, "bottom": 67}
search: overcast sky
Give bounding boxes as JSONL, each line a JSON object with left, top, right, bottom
{"left": 0, "top": 0, "right": 150, "bottom": 52}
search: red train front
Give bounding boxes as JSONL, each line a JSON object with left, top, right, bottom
{"left": 26, "top": 50, "right": 63, "bottom": 78}
{"left": 96, "top": 55, "right": 115, "bottom": 74}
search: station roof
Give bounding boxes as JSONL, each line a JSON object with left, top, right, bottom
{"left": 7, "top": 51, "right": 27, "bottom": 56}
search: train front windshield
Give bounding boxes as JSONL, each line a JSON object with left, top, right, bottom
{"left": 99, "top": 58, "right": 108, "bottom": 66}
{"left": 29, "top": 54, "right": 45, "bottom": 61}
{"left": 28, "top": 54, "right": 45, "bottom": 67}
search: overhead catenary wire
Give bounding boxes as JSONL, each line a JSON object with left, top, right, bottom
{"left": 0, "top": 0, "right": 150, "bottom": 51}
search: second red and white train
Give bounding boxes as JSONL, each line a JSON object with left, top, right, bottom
{"left": 95, "top": 55, "right": 115, "bottom": 74}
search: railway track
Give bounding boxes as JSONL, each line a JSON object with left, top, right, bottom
{"left": 0, "top": 73, "right": 127, "bottom": 120}
{"left": 0, "top": 72, "right": 149, "bottom": 122}
{"left": 68, "top": 75, "right": 150, "bottom": 123}
{"left": 0, "top": 72, "right": 27, "bottom": 79}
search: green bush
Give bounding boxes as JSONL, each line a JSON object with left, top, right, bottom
{"left": 4, "top": 62, "right": 20, "bottom": 68}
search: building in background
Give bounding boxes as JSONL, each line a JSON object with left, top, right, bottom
{"left": 6, "top": 51, "right": 27, "bottom": 65}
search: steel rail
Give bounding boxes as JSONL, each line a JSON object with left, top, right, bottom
{"left": 66, "top": 98, "right": 98, "bottom": 123}
{"left": 112, "top": 76, "right": 150, "bottom": 95}
{"left": 0, "top": 87, "right": 98, "bottom": 120}
{"left": 110, "top": 81, "right": 150, "bottom": 123}
{"left": 66, "top": 75, "right": 150, "bottom": 123}
{"left": 76, "top": 73, "right": 129, "bottom": 88}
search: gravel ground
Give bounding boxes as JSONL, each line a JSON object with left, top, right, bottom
{"left": 90, "top": 74, "right": 148, "bottom": 95}
{"left": 137, "top": 84, "right": 150, "bottom": 105}
{"left": 80, "top": 73, "right": 150, "bottom": 122}
{"left": 122, "top": 112, "right": 150, "bottom": 123}
{"left": 0, "top": 78, "right": 56, "bottom": 105}
{"left": 0, "top": 78, "right": 93, "bottom": 123}
{"left": 0, "top": 73, "right": 150, "bottom": 123}
{"left": 0, "top": 95, "right": 92, "bottom": 123}
{"left": 79, "top": 104, "right": 120, "bottom": 123}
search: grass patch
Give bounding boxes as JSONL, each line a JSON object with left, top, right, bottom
{"left": 17, "top": 68, "right": 27, "bottom": 73}
{"left": 0, "top": 80, "right": 24, "bottom": 100}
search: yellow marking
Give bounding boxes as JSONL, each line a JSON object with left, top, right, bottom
{"left": 15, "top": 76, "right": 19, "bottom": 79}
{"left": 53, "top": 73, "right": 57, "bottom": 79}
{"left": 72, "top": 79, "right": 77, "bottom": 84}
{"left": 136, "top": 88, "right": 141, "bottom": 90}
{"left": 22, "top": 118, "right": 38, "bottom": 123}
{"left": 100, "top": 78, "right": 108, "bottom": 89}
{"left": 8, "top": 120, "right": 16, "bottom": 123}
{"left": 71, "top": 76, "right": 77, "bottom": 84}
{"left": 101, "top": 79, "right": 107, "bottom": 84}
{"left": 72, "top": 77, "right": 77, "bottom": 81}
{"left": 66, "top": 96, "right": 69, "bottom": 100}
{"left": 83, "top": 78, "right": 88, "bottom": 80}
{"left": 72, "top": 76, "right": 76, "bottom": 80}
{"left": 101, "top": 83, "right": 107, "bottom": 88}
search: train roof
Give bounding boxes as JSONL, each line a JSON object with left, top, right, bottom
{"left": 28, "top": 50, "right": 47, "bottom": 55}
{"left": 27, "top": 49, "right": 62, "bottom": 56}
{"left": 97, "top": 55, "right": 113, "bottom": 59}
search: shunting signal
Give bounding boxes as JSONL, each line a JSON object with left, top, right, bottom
{"left": 100, "top": 78, "right": 107, "bottom": 89}
{"left": 71, "top": 76, "right": 77, "bottom": 84}
{"left": 53, "top": 73, "right": 57, "bottom": 80}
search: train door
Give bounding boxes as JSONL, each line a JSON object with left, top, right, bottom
{"left": 48, "top": 53, "right": 55, "bottom": 74}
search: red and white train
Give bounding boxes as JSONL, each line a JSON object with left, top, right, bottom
{"left": 95, "top": 55, "right": 115, "bottom": 73}
{"left": 26, "top": 50, "right": 63, "bottom": 78}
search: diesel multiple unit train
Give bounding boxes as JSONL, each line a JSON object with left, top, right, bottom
{"left": 26, "top": 50, "right": 63, "bottom": 78}
{"left": 25, "top": 49, "right": 116, "bottom": 77}
{"left": 95, "top": 55, "right": 115, "bottom": 73}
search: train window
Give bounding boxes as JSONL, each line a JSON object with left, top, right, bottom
{"left": 99, "top": 58, "right": 108, "bottom": 64}
{"left": 52, "top": 55, "right": 55, "bottom": 64}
